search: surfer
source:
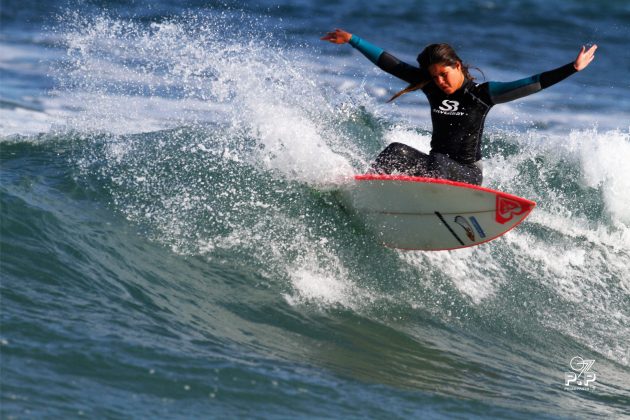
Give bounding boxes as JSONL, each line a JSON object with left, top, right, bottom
{"left": 321, "top": 29, "right": 597, "bottom": 185}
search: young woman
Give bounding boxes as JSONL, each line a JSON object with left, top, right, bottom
{"left": 321, "top": 29, "right": 597, "bottom": 185}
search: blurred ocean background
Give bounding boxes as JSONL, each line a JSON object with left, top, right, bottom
{"left": 1, "top": 0, "right": 629, "bottom": 418}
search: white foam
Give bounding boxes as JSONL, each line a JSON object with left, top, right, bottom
{"left": 383, "top": 124, "right": 431, "bottom": 152}
{"left": 402, "top": 247, "right": 505, "bottom": 305}
{"left": 284, "top": 261, "right": 358, "bottom": 309}
{"left": 195, "top": 215, "right": 368, "bottom": 310}
{"left": 244, "top": 94, "right": 354, "bottom": 184}
{"left": 44, "top": 13, "right": 366, "bottom": 185}
{"left": 0, "top": 107, "right": 63, "bottom": 137}
{"left": 486, "top": 127, "right": 630, "bottom": 228}
{"left": 574, "top": 128, "right": 630, "bottom": 226}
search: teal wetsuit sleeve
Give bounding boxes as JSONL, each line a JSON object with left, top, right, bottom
{"left": 488, "top": 62, "right": 577, "bottom": 104}
{"left": 488, "top": 75, "right": 542, "bottom": 104}
{"left": 349, "top": 35, "right": 384, "bottom": 64}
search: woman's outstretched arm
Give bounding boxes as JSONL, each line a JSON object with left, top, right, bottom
{"left": 488, "top": 44, "right": 598, "bottom": 104}
{"left": 321, "top": 29, "right": 426, "bottom": 85}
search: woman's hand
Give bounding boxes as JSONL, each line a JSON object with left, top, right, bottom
{"left": 574, "top": 44, "right": 597, "bottom": 71}
{"left": 321, "top": 29, "right": 352, "bottom": 44}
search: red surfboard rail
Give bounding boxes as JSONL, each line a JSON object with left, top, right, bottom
{"left": 354, "top": 174, "right": 536, "bottom": 207}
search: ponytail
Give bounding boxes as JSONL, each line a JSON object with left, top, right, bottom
{"left": 387, "top": 79, "right": 430, "bottom": 103}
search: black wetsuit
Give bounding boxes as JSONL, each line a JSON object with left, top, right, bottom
{"left": 349, "top": 35, "right": 578, "bottom": 185}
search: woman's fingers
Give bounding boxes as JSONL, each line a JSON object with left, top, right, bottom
{"left": 575, "top": 44, "right": 597, "bottom": 71}
{"left": 321, "top": 29, "right": 351, "bottom": 44}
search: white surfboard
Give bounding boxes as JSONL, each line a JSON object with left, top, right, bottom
{"left": 337, "top": 174, "right": 536, "bottom": 251}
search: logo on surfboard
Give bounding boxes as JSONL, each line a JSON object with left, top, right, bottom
{"left": 454, "top": 216, "right": 475, "bottom": 241}
{"left": 495, "top": 196, "right": 531, "bottom": 224}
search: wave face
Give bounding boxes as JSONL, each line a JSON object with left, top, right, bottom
{"left": 2, "top": 1, "right": 629, "bottom": 418}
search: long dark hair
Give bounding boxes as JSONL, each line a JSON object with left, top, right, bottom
{"left": 388, "top": 43, "right": 479, "bottom": 102}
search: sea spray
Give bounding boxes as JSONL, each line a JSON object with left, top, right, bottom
{"left": 53, "top": 12, "right": 363, "bottom": 180}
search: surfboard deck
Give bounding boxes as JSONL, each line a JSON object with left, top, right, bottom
{"left": 337, "top": 174, "right": 536, "bottom": 251}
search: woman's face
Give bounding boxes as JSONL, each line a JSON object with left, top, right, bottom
{"left": 428, "top": 62, "right": 464, "bottom": 94}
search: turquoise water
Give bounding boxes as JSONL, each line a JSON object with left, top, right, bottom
{"left": 2, "top": 1, "right": 630, "bottom": 418}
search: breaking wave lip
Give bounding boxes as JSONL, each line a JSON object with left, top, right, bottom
{"left": 49, "top": 11, "right": 362, "bottom": 181}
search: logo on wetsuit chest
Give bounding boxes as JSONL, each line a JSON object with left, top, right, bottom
{"left": 434, "top": 100, "right": 465, "bottom": 116}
